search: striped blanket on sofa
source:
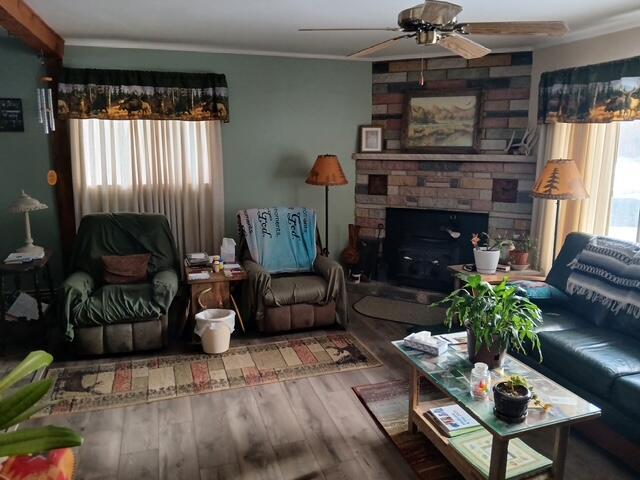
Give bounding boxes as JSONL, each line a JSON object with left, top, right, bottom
{"left": 566, "top": 236, "right": 640, "bottom": 318}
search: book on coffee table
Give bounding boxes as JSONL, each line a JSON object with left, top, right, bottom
{"left": 449, "top": 429, "right": 552, "bottom": 480}
{"left": 425, "top": 404, "right": 483, "bottom": 437}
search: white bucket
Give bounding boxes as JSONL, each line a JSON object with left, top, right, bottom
{"left": 195, "top": 309, "right": 235, "bottom": 354}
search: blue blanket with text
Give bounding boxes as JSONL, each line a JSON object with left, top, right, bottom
{"left": 237, "top": 207, "right": 317, "bottom": 273}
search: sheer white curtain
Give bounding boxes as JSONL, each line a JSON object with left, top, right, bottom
{"left": 69, "top": 119, "right": 225, "bottom": 260}
{"left": 531, "top": 122, "right": 620, "bottom": 272}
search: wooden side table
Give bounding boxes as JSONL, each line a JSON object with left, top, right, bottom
{"left": 182, "top": 264, "right": 248, "bottom": 336}
{"left": 0, "top": 248, "right": 55, "bottom": 350}
{"left": 447, "top": 264, "right": 545, "bottom": 290}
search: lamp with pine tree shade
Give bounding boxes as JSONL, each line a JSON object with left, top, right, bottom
{"left": 532, "top": 158, "right": 589, "bottom": 257}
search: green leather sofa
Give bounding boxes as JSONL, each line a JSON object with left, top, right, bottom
{"left": 60, "top": 213, "right": 179, "bottom": 355}
{"left": 515, "top": 232, "right": 640, "bottom": 442}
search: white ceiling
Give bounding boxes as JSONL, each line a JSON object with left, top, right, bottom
{"left": 24, "top": 0, "right": 640, "bottom": 60}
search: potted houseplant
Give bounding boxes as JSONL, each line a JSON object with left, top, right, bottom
{"left": 435, "top": 275, "right": 543, "bottom": 368}
{"left": 471, "top": 233, "right": 512, "bottom": 274}
{"left": 493, "top": 375, "right": 552, "bottom": 423}
{"left": 0, "top": 351, "right": 83, "bottom": 479}
{"left": 509, "top": 234, "right": 535, "bottom": 270}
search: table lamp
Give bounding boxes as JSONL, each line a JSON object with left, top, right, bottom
{"left": 305, "top": 154, "right": 348, "bottom": 256}
{"left": 9, "top": 191, "right": 48, "bottom": 257}
{"left": 531, "top": 158, "right": 588, "bottom": 257}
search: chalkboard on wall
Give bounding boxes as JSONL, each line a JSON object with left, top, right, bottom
{"left": 0, "top": 98, "right": 24, "bottom": 132}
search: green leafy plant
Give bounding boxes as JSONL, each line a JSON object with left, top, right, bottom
{"left": 471, "top": 232, "right": 513, "bottom": 252}
{"left": 0, "top": 351, "right": 83, "bottom": 457}
{"left": 498, "top": 374, "right": 552, "bottom": 412}
{"left": 435, "top": 275, "right": 543, "bottom": 360}
{"left": 512, "top": 234, "right": 536, "bottom": 254}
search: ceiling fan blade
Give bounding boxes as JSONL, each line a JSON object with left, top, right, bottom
{"left": 298, "top": 27, "right": 401, "bottom": 32}
{"left": 464, "top": 21, "right": 569, "bottom": 36}
{"left": 421, "top": 0, "right": 463, "bottom": 25}
{"left": 439, "top": 33, "right": 491, "bottom": 59}
{"left": 348, "top": 34, "right": 414, "bottom": 58}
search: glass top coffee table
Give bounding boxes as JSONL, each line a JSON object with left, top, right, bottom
{"left": 392, "top": 340, "right": 601, "bottom": 480}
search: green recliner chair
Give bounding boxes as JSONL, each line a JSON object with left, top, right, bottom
{"left": 60, "top": 213, "right": 179, "bottom": 355}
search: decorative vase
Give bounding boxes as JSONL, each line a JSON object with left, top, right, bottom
{"left": 341, "top": 224, "right": 361, "bottom": 267}
{"left": 467, "top": 328, "right": 507, "bottom": 369}
{"left": 493, "top": 382, "right": 532, "bottom": 423}
{"left": 473, "top": 247, "right": 500, "bottom": 274}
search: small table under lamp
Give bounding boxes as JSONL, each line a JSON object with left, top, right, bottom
{"left": 8, "top": 191, "right": 48, "bottom": 257}
{"left": 531, "top": 158, "right": 589, "bottom": 257}
{"left": 305, "top": 154, "right": 348, "bottom": 256}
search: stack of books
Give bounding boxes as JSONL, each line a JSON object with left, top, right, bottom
{"left": 4, "top": 251, "right": 45, "bottom": 264}
{"left": 425, "top": 404, "right": 483, "bottom": 437}
{"left": 185, "top": 252, "right": 211, "bottom": 267}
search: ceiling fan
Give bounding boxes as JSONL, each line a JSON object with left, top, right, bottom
{"left": 299, "top": 0, "right": 568, "bottom": 59}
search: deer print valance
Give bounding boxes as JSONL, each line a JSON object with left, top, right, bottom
{"left": 538, "top": 55, "right": 640, "bottom": 124}
{"left": 57, "top": 68, "right": 229, "bottom": 122}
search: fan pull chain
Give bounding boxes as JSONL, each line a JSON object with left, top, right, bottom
{"left": 419, "top": 58, "right": 425, "bottom": 87}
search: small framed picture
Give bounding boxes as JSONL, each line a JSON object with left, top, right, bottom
{"left": 360, "top": 126, "right": 383, "bottom": 152}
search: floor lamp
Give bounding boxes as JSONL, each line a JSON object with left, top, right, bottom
{"left": 532, "top": 158, "right": 589, "bottom": 258}
{"left": 305, "top": 154, "right": 348, "bottom": 256}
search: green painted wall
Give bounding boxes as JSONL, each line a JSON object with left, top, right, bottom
{"left": 64, "top": 46, "right": 371, "bottom": 257}
{"left": 0, "top": 38, "right": 63, "bottom": 279}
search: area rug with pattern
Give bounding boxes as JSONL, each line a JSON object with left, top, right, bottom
{"left": 40, "top": 333, "right": 379, "bottom": 416}
{"left": 353, "top": 379, "right": 461, "bottom": 480}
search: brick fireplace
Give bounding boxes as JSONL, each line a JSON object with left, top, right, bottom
{"left": 354, "top": 52, "right": 536, "bottom": 243}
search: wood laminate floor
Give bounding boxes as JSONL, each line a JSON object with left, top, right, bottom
{"left": 3, "top": 295, "right": 637, "bottom": 480}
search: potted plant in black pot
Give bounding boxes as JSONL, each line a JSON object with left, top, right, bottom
{"left": 493, "top": 375, "right": 552, "bottom": 423}
{"left": 435, "top": 275, "right": 543, "bottom": 368}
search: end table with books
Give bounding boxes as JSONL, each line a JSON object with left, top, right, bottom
{"left": 180, "top": 253, "right": 248, "bottom": 337}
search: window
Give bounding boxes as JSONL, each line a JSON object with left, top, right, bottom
{"left": 609, "top": 121, "right": 640, "bottom": 242}
{"left": 76, "top": 119, "right": 213, "bottom": 188}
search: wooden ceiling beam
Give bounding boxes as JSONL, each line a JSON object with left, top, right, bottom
{"left": 0, "top": 0, "right": 64, "bottom": 58}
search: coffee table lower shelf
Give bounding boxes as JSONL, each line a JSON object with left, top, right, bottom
{"left": 409, "top": 401, "right": 551, "bottom": 480}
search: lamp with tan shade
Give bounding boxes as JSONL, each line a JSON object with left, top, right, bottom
{"left": 531, "top": 158, "right": 589, "bottom": 257}
{"left": 305, "top": 154, "right": 348, "bottom": 256}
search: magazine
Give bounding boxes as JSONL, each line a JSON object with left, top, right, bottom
{"left": 437, "top": 331, "right": 468, "bottom": 345}
{"left": 426, "top": 404, "right": 482, "bottom": 437}
{"left": 450, "top": 429, "right": 552, "bottom": 479}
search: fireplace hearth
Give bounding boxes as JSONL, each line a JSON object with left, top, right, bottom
{"left": 384, "top": 208, "right": 489, "bottom": 291}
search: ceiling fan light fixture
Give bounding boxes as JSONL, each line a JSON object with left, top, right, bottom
{"left": 417, "top": 30, "right": 440, "bottom": 45}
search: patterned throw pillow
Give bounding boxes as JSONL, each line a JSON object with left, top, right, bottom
{"left": 102, "top": 253, "right": 150, "bottom": 284}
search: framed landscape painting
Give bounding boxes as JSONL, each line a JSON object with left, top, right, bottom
{"left": 402, "top": 91, "right": 481, "bottom": 153}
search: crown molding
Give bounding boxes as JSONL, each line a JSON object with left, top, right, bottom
{"left": 534, "top": 9, "right": 640, "bottom": 50}
{"left": 66, "top": 8, "right": 640, "bottom": 63}
{"left": 64, "top": 38, "right": 366, "bottom": 61}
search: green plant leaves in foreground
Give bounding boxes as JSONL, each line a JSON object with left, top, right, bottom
{"left": 0, "top": 351, "right": 53, "bottom": 393}
{"left": 0, "top": 426, "right": 83, "bottom": 457}
{"left": 0, "top": 351, "right": 84, "bottom": 459}
{"left": 0, "top": 379, "right": 54, "bottom": 430}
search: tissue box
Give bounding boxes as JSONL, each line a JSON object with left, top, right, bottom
{"left": 404, "top": 334, "right": 448, "bottom": 356}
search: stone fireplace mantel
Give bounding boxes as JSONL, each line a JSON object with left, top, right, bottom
{"left": 352, "top": 153, "right": 535, "bottom": 164}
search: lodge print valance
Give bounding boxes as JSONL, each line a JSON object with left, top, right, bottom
{"left": 538, "top": 55, "right": 640, "bottom": 124}
{"left": 57, "top": 67, "right": 229, "bottom": 122}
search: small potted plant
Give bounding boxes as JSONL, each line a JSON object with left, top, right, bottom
{"left": 435, "top": 275, "right": 543, "bottom": 368}
{"left": 471, "top": 233, "right": 512, "bottom": 274}
{"left": 510, "top": 234, "right": 535, "bottom": 270}
{"left": 493, "top": 375, "right": 552, "bottom": 423}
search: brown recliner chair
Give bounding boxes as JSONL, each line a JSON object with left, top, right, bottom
{"left": 239, "top": 218, "right": 348, "bottom": 333}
